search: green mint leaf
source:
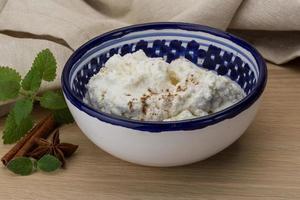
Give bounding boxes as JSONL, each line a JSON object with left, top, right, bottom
{"left": 21, "top": 67, "right": 42, "bottom": 92}
{"left": 30, "top": 48, "right": 57, "bottom": 82}
{"left": 21, "top": 49, "right": 57, "bottom": 92}
{"left": 39, "top": 49, "right": 57, "bottom": 81}
{"left": 7, "top": 157, "right": 34, "bottom": 176}
{"left": 40, "top": 91, "right": 67, "bottom": 110}
{"left": 52, "top": 108, "right": 74, "bottom": 124}
{"left": 37, "top": 154, "right": 61, "bottom": 172}
{"left": 12, "top": 98, "right": 33, "bottom": 125}
{"left": 0, "top": 66, "right": 21, "bottom": 101}
{"left": 2, "top": 112, "right": 33, "bottom": 144}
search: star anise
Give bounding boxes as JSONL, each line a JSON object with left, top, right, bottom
{"left": 27, "top": 129, "right": 78, "bottom": 167}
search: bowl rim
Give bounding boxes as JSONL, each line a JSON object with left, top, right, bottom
{"left": 62, "top": 22, "right": 267, "bottom": 132}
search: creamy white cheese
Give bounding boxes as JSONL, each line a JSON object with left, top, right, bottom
{"left": 85, "top": 50, "right": 245, "bottom": 121}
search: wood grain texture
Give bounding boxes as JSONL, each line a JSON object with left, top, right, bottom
{"left": 0, "top": 62, "right": 300, "bottom": 200}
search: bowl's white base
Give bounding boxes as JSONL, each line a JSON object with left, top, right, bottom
{"left": 66, "top": 98, "right": 260, "bottom": 167}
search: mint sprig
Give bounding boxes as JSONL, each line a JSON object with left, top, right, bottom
{"left": 52, "top": 108, "right": 74, "bottom": 124}
{"left": 40, "top": 91, "right": 67, "bottom": 110}
{"left": 0, "top": 67, "right": 21, "bottom": 100}
{"left": 7, "top": 154, "right": 61, "bottom": 176}
{"left": 0, "top": 49, "right": 74, "bottom": 144}
{"left": 7, "top": 157, "right": 35, "bottom": 176}
{"left": 12, "top": 98, "right": 33, "bottom": 125}
{"left": 37, "top": 154, "right": 61, "bottom": 172}
{"left": 3, "top": 112, "right": 33, "bottom": 144}
{"left": 22, "top": 49, "right": 57, "bottom": 92}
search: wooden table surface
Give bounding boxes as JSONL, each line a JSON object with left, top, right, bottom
{"left": 0, "top": 62, "right": 300, "bottom": 200}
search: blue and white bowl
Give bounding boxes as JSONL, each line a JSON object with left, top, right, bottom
{"left": 62, "top": 22, "right": 267, "bottom": 167}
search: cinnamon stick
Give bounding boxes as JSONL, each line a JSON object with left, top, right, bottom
{"left": 1, "top": 114, "right": 58, "bottom": 165}
{"left": 1, "top": 129, "right": 35, "bottom": 166}
{"left": 1, "top": 116, "right": 48, "bottom": 165}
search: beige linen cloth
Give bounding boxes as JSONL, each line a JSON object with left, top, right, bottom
{"left": 0, "top": 0, "right": 300, "bottom": 112}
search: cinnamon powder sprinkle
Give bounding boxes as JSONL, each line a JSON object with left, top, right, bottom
{"left": 140, "top": 94, "right": 151, "bottom": 115}
{"left": 176, "top": 85, "right": 186, "bottom": 92}
{"left": 147, "top": 88, "right": 158, "bottom": 94}
{"left": 128, "top": 101, "right": 133, "bottom": 111}
{"left": 176, "top": 85, "right": 182, "bottom": 92}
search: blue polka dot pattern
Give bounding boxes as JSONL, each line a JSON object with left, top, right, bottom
{"left": 72, "top": 39, "right": 257, "bottom": 100}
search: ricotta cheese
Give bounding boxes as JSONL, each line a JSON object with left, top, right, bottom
{"left": 84, "top": 50, "right": 245, "bottom": 121}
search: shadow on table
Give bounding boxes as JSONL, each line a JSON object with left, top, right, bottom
{"left": 281, "top": 57, "right": 300, "bottom": 73}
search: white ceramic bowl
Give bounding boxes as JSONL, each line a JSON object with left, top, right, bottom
{"left": 62, "top": 22, "right": 267, "bottom": 167}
